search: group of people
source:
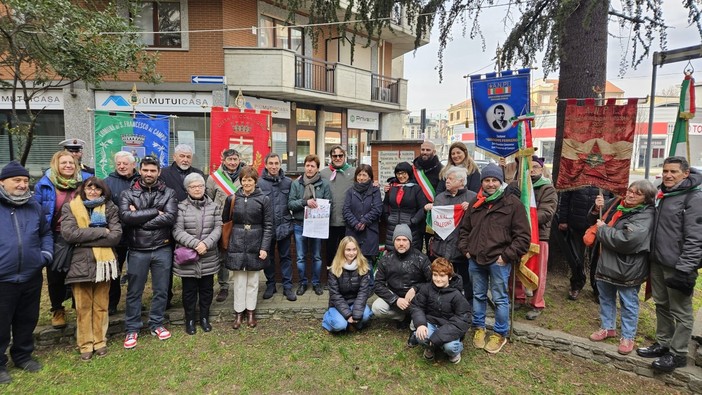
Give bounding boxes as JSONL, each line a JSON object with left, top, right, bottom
{"left": 1, "top": 135, "right": 700, "bottom": 381}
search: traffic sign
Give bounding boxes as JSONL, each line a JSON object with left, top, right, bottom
{"left": 191, "top": 75, "right": 226, "bottom": 84}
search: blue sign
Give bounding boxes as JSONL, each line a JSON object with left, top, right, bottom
{"left": 191, "top": 75, "right": 226, "bottom": 84}
{"left": 470, "top": 69, "right": 530, "bottom": 157}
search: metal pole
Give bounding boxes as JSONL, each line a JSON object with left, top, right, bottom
{"left": 644, "top": 55, "right": 658, "bottom": 179}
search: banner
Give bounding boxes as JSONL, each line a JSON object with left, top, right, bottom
{"left": 94, "top": 111, "right": 170, "bottom": 179}
{"left": 556, "top": 98, "right": 638, "bottom": 197}
{"left": 209, "top": 107, "right": 271, "bottom": 174}
{"left": 470, "top": 69, "right": 530, "bottom": 157}
{"left": 430, "top": 205, "right": 465, "bottom": 240}
{"left": 669, "top": 74, "right": 696, "bottom": 159}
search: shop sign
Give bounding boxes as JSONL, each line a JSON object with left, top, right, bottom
{"left": 95, "top": 91, "right": 212, "bottom": 113}
{"left": 0, "top": 90, "right": 64, "bottom": 110}
{"left": 348, "top": 109, "right": 379, "bottom": 130}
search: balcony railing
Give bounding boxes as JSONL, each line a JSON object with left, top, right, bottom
{"left": 371, "top": 74, "right": 400, "bottom": 104}
{"left": 295, "top": 55, "right": 335, "bottom": 94}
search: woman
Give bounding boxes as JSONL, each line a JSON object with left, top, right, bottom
{"left": 35, "top": 150, "right": 88, "bottom": 329}
{"left": 61, "top": 177, "right": 122, "bottom": 361}
{"left": 343, "top": 165, "right": 382, "bottom": 280}
{"left": 224, "top": 166, "right": 274, "bottom": 329}
{"left": 322, "top": 236, "right": 373, "bottom": 332}
{"left": 587, "top": 180, "right": 656, "bottom": 355}
{"left": 383, "top": 161, "right": 427, "bottom": 251}
{"left": 172, "top": 173, "right": 222, "bottom": 335}
{"left": 437, "top": 142, "right": 481, "bottom": 193}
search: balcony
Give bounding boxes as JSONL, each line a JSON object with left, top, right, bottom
{"left": 224, "top": 47, "right": 406, "bottom": 112}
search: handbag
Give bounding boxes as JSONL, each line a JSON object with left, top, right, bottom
{"left": 583, "top": 200, "right": 617, "bottom": 247}
{"left": 219, "top": 194, "right": 236, "bottom": 251}
{"left": 51, "top": 234, "right": 74, "bottom": 272}
{"left": 174, "top": 204, "right": 207, "bottom": 266}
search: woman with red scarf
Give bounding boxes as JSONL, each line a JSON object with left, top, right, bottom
{"left": 382, "top": 162, "right": 427, "bottom": 251}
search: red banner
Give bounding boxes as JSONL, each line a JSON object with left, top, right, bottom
{"left": 556, "top": 98, "right": 638, "bottom": 196}
{"left": 209, "top": 107, "right": 271, "bottom": 174}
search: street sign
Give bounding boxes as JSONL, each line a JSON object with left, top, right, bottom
{"left": 191, "top": 75, "right": 226, "bottom": 84}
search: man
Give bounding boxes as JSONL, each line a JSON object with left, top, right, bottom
{"left": 491, "top": 105, "right": 508, "bottom": 130}
{"left": 205, "top": 149, "right": 245, "bottom": 303}
{"left": 59, "top": 138, "right": 95, "bottom": 174}
{"left": 259, "top": 153, "right": 296, "bottom": 302}
{"left": 636, "top": 156, "right": 702, "bottom": 373}
{"left": 413, "top": 141, "right": 443, "bottom": 252}
{"left": 288, "top": 154, "right": 331, "bottom": 296}
{"left": 320, "top": 145, "right": 356, "bottom": 270}
{"left": 0, "top": 161, "right": 53, "bottom": 383}
{"left": 372, "top": 224, "right": 432, "bottom": 323}
{"left": 103, "top": 151, "right": 139, "bottom": 315}
{"left": 458, "top": 163, "right": 530, "bottom": 354}
{"left": 119, "top": 156, "right": 178, "bottom": 349}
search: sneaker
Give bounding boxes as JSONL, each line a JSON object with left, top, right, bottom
{"left": 15, "top": 358, "right": 41, "bottom": 372}
{"left": 215, "top": 288, "right": 229, "bottom": 303}
{"left": 313, "top": 284, "right": 324, "bottom": 296}
{"left": 151, "top": 326, "right": 171, "bottom": 341}
{"left": 473, "top": 328, "right": 487, "bottom": 349}
{"left": 423, "top": 347, "right": 435, "bottom": 360}
{"left": 51, "top": 309, "right": 67, "bottom": 329}
{"left": 526, "top": 309, "right": 542, "bottom": 320}
{"left": 448, "top": 353, "right": 462, "bottom": 364}
{"left": 589, "top": 328, "right": 617, "bottom": 342}
{"left": 407, "top": 332, "right": 419, "bottom": 348}
{"left": 124, "top": 332, "right": 138, "bottom": 349}
{"left": 484, "top": 334, "right": 507, "bottom": 354}
{"left": 262, "top": 284, "right": 277, "bottom": 299}
{"left": 0, "top": 368, "right": 10, "bottom": 384}
{"left": 283, "top": 288, "right": 297, "bottom": 301}
{"left": 568, "top": 289, "right": 580, "bottom": 300}
{"left": 618, "top": 338, "right": 635, "bottom": 355}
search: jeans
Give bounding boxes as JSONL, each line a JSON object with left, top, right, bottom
{"left": 469, "top": 259, "right": 511, "bottom": 336}
{"left": 294, "top": 223, "right": 322, "bottom": 286}
{"left": 322, "top": 305, "right": 373, "bottom": 332}
{"left": 417, "top": 322, "right": 464, "bottom": 357}
{"left": 263, "top": 236, "right": 293, "bottom": 289}
{"left": 596, "top": 280, "right": 640, "bottom": 340}
{"left": 0, "top": 272, "right": 42, "bottom": 368}
{"left": 124, "top": 246, "right": 172, "bottom": 333}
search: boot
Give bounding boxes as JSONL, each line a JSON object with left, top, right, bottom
{"left": 52, "top": 308, "right": 67, "bottom": 329}
{"left": 232, "top": 312, "right": 243, "bottom": 330}
{"left": 200, "top": 307, "right": 212, "bottom": 332}
{"left": 247, "top": 309, "right": 257, "bottom": 328}
{"left": 185, "top": 320, "right": 196, "bottom": 335}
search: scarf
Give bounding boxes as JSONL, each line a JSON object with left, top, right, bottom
{"left": 532, "top": 176, "right": 552, "bottom": 188}
{"left": 0, "top": 185, "right": 32, "bottom": 206}
{"left": 655, "top": 186, "right": 699, "bottom": 207}
{"left": 84, "top": 197, "right": 108, "bottom": 227}
{"left": 609, "top": 203, "right": 646, "bottom": 226}
{"left": 68, "top": 196, "right": 118, "bottom": 283}
{"left": 329, "top": 162, "right": 351, "bottom": 181}
{"left": 224, "top": 163, "right": 243, "bottom": 183}
{"left": 391, "top": 182, "right": 414, "bottom": 206}
{"left": 302, "top": 173, "right": 321, "bottom": 200}
{"left": 343, "top": 259, "right": 358, "bottom": 271}
{"left": 353, "top": 180, "right": 372, "bottom": 194}
{"left": 473, "top": 183, "right": 506, "bottom": 208}
{"left": 49, "top": 169, "right": 80, "bottom": 191}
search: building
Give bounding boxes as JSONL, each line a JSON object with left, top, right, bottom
{"left": 0, "top": 1, "right": 428, "bottom": 175}
{"left": 401, "top": 114, "right": 448, "bottom": 156}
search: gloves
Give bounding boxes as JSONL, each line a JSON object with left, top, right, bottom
{"left": 665, "top": 270, "right": 698, "bottom": 296}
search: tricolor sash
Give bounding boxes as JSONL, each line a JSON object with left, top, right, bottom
{"left": 412, "top": 166, "right": 436, "bottom": 202}
{"left": 211, "top": 168, "right": 238, "bottom": 196}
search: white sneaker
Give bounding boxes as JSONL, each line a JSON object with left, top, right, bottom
{"left": 151, "top": 326, "right": 171, "bottom": 340}
{"left": 124, "top": 332, "right": 138, "bottom": 349}
{"left": 448, "top": 353, "right": 462, "bottom": 364}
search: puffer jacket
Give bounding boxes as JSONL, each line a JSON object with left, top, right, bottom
{"left": 160, "top": 162, "right": 205, "bottom": 202}
{"left": 327, "top": 265, "right": 372, "bottom": 321}
{"left": 429, "top": 188, "right": 477, "bottom": 262}
{"left": 321, "top": 165, "right": 356, "bottom": 227}
{"left": 343, "top": 184, "right": 383, "bottom": 257}
{"left": 0, "top": 196, "right": 53, "bottom": 283}
{"left": 206, "top": 163, "right": 243, "bottom": 208}
{"left": 457, "top": 188, "right": 531, "bottom": 265}
{"left": 172, "top": 196, "right": 222, "bottom": 278}
{"left": 410, "top": 275, "right": 471, "bottom": 346}
{"left": 383, "top": 179, "right": 428, "bottom": 251}
{"left": 557, "top": 187, "right": 613, "bottom": 233}
{"left": 34, "top": 170, "right": 83, "bottom": 229}
{"left": 119, "top": 178, "right": 178, "bottom": 250}
{"left": 587, "top": 201, "right": 654, "bottom": 286}
{"left": 288, "top": 175, "right": 332, "bottom": 222}
{"left": 224, "top": 188, "right": 274, "bottom": 271}
{"left": 61, "top": 200, "right": 122, "bottom": 284}
{"left": 650, "top": 169, "right": 702, "bottom": 273}
{"left": 258, "top": 168, "right": 294, "bottom": 240}
{"left": 373, "top": 248, "right": 431, "bottom": 305}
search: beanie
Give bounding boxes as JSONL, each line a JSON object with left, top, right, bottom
{"left": 531, "top": 155, "right": 545, "bottom": 168}
{"left": 0, "top": 161, "right": 30, "bottom": 180}
{"left": 480, "top": 163, "right": 504, "bottom": 183}
{"left": 394, "top": 161, "right": 413, "bottom": 176}
{"left": 393, "top": 224, "right": 413, "bottom": 243}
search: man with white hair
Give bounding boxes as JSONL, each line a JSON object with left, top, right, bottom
{"left": 103, "top": 151, "right": 139, "bottom": 315}
{"left": 160, "top": 144, "right": 205, "bottom": 203}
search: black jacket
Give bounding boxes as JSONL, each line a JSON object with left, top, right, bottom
{"left": 558, "top": 187, "right": 613, "bottom": 233}
{"left": 257, "top": 169, "right": 294, "bottom": 240}
{"left": 374, "top": 248, "right": 431, "bottom": 305}
{"left": 159, "top": 162, "right": 205, "bottom": 202}
{"left": 104, "top": 170, "right": 138, "bottom": 246}
{"left": 327, "top": 267, "right": 372, "bottom": 321}
{"left": 412, "top": 155, "right": 443, "bottom": 191}
{"left": 410, "top": 275, "right": 471, "bottom": 346}
{"left": 224, "top": 188, "right": 274, "bottom": 271}
{"left": 119, "top": 178, "right": 178, "bottom": 250}
{"left": 383, "top": 180, "right": 428, "bottom": 251}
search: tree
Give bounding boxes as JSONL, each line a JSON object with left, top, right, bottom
{"left": 0, "top": 0, "right": 159, "bottom": 165}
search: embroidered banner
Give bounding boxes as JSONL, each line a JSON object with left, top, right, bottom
{"left": 94, "top": 111, "right": 170, "bottom": 178}
{"left": 470, "top": 69, "right": 531, "bottom": 157}
{"left": 555, "top": 98, "right": 638, "bottom": 197}
{"left": 209, "top": 107, "right": 272, "bottom": 174}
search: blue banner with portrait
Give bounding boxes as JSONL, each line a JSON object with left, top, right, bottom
{"left": 470, "top": 69, "right": 531, "bottom": 157}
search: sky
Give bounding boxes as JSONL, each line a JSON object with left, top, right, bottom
{"left": 403, "top": 2, "right": 701, "bottom": 118}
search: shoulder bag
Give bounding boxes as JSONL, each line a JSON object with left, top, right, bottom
{"left": 174, "top": 206, "right": 206, "bottom": 266}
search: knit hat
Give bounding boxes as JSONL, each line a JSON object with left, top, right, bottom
{"left": 531, "top": 155, "right": 545, "bottom": 168}
{"left": 393, "top": 224, "right": 413, "bottom": 243}
{"left": 394, "top": 161, "right": 413, "bottom": 175}
{"left": 480, "top": 163, "right": 504, "bottom": 183}
{"left": 0, "top": 161, "right": 30, "bottom": 180}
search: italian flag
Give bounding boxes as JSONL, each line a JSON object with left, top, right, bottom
{"left": 669, "top": 74, "right": 696, "bottom": 159}
{"left": 515, "top": 114, "right": 539, "bottom": 291}
{"left": 429, "top": 204, "right": 466, "bottom": 240}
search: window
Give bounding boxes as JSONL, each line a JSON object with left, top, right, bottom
{"left": 259, "top": 16, "right": 304, "bottom": 55}
{"left": 132, "top": 1, "right": 184, "bottom": 48}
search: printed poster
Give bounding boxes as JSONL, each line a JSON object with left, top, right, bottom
{"left": 302, "top": 198, "right": 330, "bottom": 239}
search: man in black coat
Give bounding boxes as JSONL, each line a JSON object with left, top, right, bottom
{"left": 413, "top": 141, "right": 443, "bottom": 252}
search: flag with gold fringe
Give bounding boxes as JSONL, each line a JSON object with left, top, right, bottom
{"left": 669, "top": 73, "right": 696, "bottom": 159}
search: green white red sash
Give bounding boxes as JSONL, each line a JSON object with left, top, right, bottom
{"left": 412, "top": 166, "right": 435, "bottom": 202}
{"left": 211, "top": 168, "right": 238, "bottom": 196}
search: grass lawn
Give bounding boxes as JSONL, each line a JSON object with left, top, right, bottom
{"left": 5, "top": 319, "right": 688, "bottom": 394}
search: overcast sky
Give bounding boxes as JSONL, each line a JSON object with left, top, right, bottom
{"left": 404, "top": 2, "right": 700, "bottom": 117}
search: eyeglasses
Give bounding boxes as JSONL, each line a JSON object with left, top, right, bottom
{"left": 187, "top": 185, "right": 205, "bottom": 190}
{"left": 84, "top": 186, "right": 102, "bottom": 192}
{"left": 626, "top": 188, "right": 643, "bottom": 196}
{"left": 331, "top": 154, "right": 345, "bottom": 158}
